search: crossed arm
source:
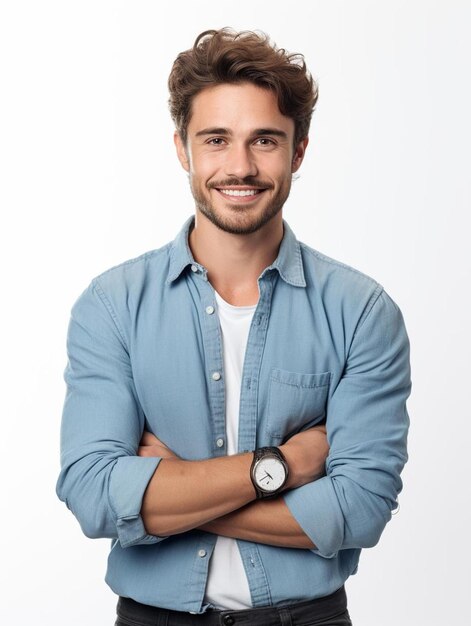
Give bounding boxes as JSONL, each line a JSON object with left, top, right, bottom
{"left": 57, "top": 283, "right": 410, "bottom": 555}
{"left": 138, "top": 426, "right": 330, "bottom": 549}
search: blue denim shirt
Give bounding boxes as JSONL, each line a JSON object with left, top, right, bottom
{"left": 56, "top": 216, "right": 411, "bottom": 612}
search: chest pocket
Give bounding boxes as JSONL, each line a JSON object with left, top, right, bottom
{"left": 266, "top": 368, "right": 331, "bottom": 441}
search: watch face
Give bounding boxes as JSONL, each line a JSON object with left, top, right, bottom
{"left": 254, "top": 456, "right": 286, "bottom": 492}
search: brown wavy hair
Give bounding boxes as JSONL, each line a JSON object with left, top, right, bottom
{"left": 168, "top": 27, "right": 318, "bottom": 151}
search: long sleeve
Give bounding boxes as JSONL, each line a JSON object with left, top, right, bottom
{"left": 56, "top": 279, "right": 165, "bottom": 548}
{"left": 283, "top": 287, "right": 411, "bottom": 558}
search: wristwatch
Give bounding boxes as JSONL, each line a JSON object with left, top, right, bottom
{"left": 250, "top": 447, "right": 289, "bottom": 498}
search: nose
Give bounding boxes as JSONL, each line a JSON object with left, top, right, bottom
{"left": 224, "top": 143, "right": 258, "bottom": 179}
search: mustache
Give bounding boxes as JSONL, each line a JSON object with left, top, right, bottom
{"left": 208, "top": 179, "right": 273, "bottom": 190}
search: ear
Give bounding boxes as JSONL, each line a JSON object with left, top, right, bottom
{"left": 291, "top": 136, "right": 309, "bottom": 173}
{"left": 174, "top": 131, "right": 190, "bottom": 172}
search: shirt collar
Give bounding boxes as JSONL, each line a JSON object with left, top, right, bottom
{"left": 166, "top": 215, "right": 306, "bottom": 288}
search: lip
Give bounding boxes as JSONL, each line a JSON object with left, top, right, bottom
{"left": 214, "top": 188, "right": 268, "bottom": 203}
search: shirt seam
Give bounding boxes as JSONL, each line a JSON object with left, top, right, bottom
{"left": 94, "top": 243, "right": 171, "bottom": 282}
{"left": 345, "top": 284, "right": 384, "bottom": 363}
{"left": 354, "top": 284, "right": 384, "bottom": 335}
{"left": 106, "top": 458, "right": 121, "bottom": 522}
{"left": 300, "top": 242, "right": 382, "bottom": 284}
{"left": 92, "top": 278, "right": 129, "bottom": 351}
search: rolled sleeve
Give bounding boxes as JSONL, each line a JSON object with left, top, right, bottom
{"left": 56, "top": 279, "right": 166, "bottom": 548}
{"left": 284, "top": 476, "right": 343, "bottom": 558}
{"left": 284, "top": 288, "right": 411, "bottom": 557}
{"left": 110, "top": 456, "right": 162, "bottom": 547}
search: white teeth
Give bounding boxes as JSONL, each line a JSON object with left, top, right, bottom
{"left": 219, "top": 189, "right": 262, "bottom": 196}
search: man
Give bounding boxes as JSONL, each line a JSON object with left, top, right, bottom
{"left": 57, "top": 27, "right": 411, "bottom": 626}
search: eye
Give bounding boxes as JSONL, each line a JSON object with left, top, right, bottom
{"left": 207, "top": 137, "right": 226, "bottom": 145}
{"left": 255, "top": 137, "right": 276, "bottom": 146}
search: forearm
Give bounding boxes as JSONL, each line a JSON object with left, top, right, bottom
{"left": 141, "top": 453, "right": 256, "bottom": 536}
{"left": 140, "top": 425, "right": 329, "bottom": 539}
{"left": 199, "top": 496, "right": 315, "bottom": 549}
{"left": 197, "top": 436, "right": 325, "bottom": 549}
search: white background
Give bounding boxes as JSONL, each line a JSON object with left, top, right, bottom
{"left": 1, "top": 1, "right": 469, "bottom": 624}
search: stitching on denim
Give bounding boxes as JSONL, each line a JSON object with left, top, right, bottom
{"left": 92, "top": 278, "right": 128, "bottom": 350}
{"left": 355, "top": 284, "right": 383, "bottom": 333}
{"left": 300, "top": 242, "right": 382, "bottom": 286}
{"left": 270, "top": 377, "right": 330, "bottom": 390}
{"left": 96, "top": 243, "right": 171, "bottom": 280}
{"left": 275, "top": 237, "right": 306, "bottom": 287}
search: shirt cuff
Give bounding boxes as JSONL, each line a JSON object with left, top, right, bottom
{"left": 283, "top": 476, "right": 344, "bottom": 558}
{"left": 109, "top": 455, "right": 166, "bottom": 548}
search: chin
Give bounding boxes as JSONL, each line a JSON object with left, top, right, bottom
{"left": 201, "top": 206, "right": 282, "bottom": 236}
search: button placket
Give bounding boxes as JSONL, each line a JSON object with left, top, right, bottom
{"left": 231, "top": 275, "right": 277, "bottom": 608}
{"left": 237, "top": 273, "right": 276, "bottom": 454}
{"left": 196, "top": 283, "right": 226, "bottom": 457}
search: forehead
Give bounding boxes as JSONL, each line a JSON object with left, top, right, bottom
{"left": 187, "top": 82, "right": 294, "bottom": 136}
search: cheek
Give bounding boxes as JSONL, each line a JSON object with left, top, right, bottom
{"left": 189, "top": 169, "right": 210, "bottom": 190}
{"left": 190, "top": 157, "right": 219, "bottom": 181}
{"left": 264, "top": 155, "right": 293, "bottom": 178}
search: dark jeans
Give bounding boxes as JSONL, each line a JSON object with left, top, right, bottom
{"left": 115, "top": 586, "right": 352, "bottom": 626}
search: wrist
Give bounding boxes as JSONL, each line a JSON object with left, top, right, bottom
{"left": 278, "top": 443, "right": 299, "bottom": 490}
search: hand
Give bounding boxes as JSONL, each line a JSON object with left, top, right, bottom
{"left": 279, "top": 424, "right": 329, "bottom": 490}
{"left": 138, "top": 431, "right": 180, "bottom": 459}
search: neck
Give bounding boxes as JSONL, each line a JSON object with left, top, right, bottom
{"left": 188, "top": 211, "right": 284, "bottom": 306}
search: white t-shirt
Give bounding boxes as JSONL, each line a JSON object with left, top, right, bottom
{"left": 203, "top": 290, "right": 257, "bottom": 610}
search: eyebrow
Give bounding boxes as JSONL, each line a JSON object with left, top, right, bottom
{"left": 195, "top": 127, "right": 289, "bottom": 140}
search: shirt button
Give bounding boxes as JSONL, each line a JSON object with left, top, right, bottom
{"left": 190, "top": 264, "right": 198, "bottom": 272}
{"left": 216, "top": 438, "right": 224, "bottom": 448}
{"left": 223, "top": 616, "right": 235, "bottom": 626}
{"left": 198, "top": 549, "right": 207, "bottom": 558}
{"left": 212, "top": 371, "right": 221, "bottom": 381}
{"left": 205, "top": 305, "right": 215, "bottom": 315}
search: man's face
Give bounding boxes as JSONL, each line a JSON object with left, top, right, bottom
{"left": 174, "top": 82, "right": 308, "bottom": 235}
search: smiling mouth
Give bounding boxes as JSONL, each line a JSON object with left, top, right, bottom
{"left": 218, "top": 188, "right": 263, "bottom": 197}
{"left": 214, "top": 187, "right": 268, "bottom": 202}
